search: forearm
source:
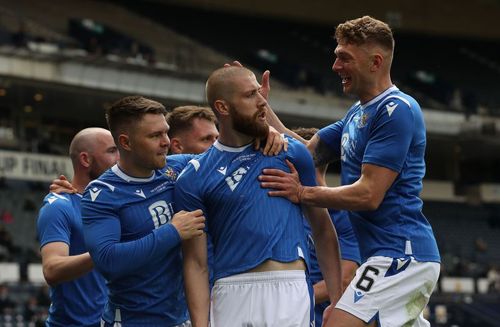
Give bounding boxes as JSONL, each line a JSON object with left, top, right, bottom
{"left": 265, "top": 106, "right": 307, "bottom": 144}
{"left": 182, "top": 237, "right": 210, "bottom": 327}
{"left": 184, "top": 264, "right": 210, "bottom": 326}
{"left": 313, "top": 280, "right": 329, "bottom": 304}
{"left": 43, "top": 253, "right": 94, "bottom": 286}
{"left": 301, "top": 181, "right": 377, "bottom": 211}
{"left": 313, "top": 224, "right": 342, "bottom": 304}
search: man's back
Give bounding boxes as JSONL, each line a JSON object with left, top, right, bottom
{"left": 81, "top": 155, "right": 191, "bottom": 326}
{"left": 37, "top": 192, "right": 106, "bottom": 327}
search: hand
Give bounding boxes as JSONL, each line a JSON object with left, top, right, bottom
{"left": 322, "top": 303, "right": 334, "bottom": 326}
{"left": 171, "top": 209, "right": 206, "bottom": 240}
{"left": 223, "top": 61, "right": 270, "bottom": 100}
{"left": 254, "top": 126, "right": 288, "bottom": 156}
{"left": 49, "top": 175, "right": 77, "bottom": 194}
{"left": 259, "top": 159, "right": 304, "bottom": 203}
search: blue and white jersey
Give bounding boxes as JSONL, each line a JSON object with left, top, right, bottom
{"left": 37, "top": 192, "right": 106, "bottom": 327}
{"left": 318, "top": 86, "right": 440, "bottom": 263}
{"left": 175, "top": 137, "right": 315, "bottom": 281}
{"left": 81, "top": 155, "right": 192, "bottom": 327}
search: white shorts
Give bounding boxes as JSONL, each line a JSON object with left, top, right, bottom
{"left": 335, "top": 256, "right": 440, "bottom": 327}
{"left": 210, "top": 270, "right": 313, "bottom": 327}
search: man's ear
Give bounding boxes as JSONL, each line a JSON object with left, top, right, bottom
{"left": 214, "top": 100, "right": 230, "bottom": 117}
{"left": 79, "top": 152, "right": 91, "bottom": 168}
{"left": 169, "top": 138, "right": 183, "bottom": 154}
{"left": 370, "top": 53, "right": 383, "bottom": 72}
{"left": 118, "top": 133, "right": 131, "bottom": 151}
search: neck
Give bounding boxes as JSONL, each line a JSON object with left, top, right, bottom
{"left": 359, "top": 75, "right": 393, "bottom": 104}
{"left": 71, "top": 173, "right": 90, "bottom": 194}
{"left": 117, "top": 157, "right": 154, "bottom": 178}
{"left": 217, "top": 127, "right": 254, "bottom": 148}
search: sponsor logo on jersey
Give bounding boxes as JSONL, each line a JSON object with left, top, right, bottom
{"left": 225, "top": 166, "right": 248, "bottom": 191}
{"left": 148, "top": 200, "right": 174, "bottom": 228}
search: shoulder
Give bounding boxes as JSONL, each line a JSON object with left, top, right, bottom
{"left": 82, "top": 175, "right": 117, "bottom": 206}
{"left": 39, "top": 192, "right": 77, "bottom": 213}
{"left": 376, "top": 90, "right": 421, "bottom": 117}
{"left": 285, "top": 136, "right": 311, "bottom": 158}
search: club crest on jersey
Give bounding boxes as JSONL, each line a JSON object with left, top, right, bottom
{"left": 164, "top": 167, "right": 178, "bottom": 181}
{"left": 357, "top": 113, "right": 369, "bottom": 128}
{"left": 225, "top": 166, "right": 248, "bottom": 191}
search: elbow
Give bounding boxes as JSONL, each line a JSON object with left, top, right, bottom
{"left": 360, "top": 191, "right": 383, "bottom": 211}
{"left": 43, "top": 266, "right": 60, "bottom": 287}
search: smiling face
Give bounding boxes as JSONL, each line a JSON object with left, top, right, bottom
{"left": 332, "top": 41, "right": 374, "bottom": 101}
{"left": 227, "top": 72, "right": 269, "bottom": 139}
{"left": 127, "top": 113, "right": 170, "bottom": 174}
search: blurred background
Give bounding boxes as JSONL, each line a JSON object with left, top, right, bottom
{"left": 0, "top": 0, "right": 499, "bottom": 325}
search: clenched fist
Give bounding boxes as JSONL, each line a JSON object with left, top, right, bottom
{"left": 171, "top": 209, "right": 206, "bottom": 240}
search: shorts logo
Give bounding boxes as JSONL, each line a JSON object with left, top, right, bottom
{"left": 354, "top": 290, "right": 364, "bottom": 303}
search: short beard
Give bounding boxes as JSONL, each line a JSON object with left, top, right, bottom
{"left": 230, "top": 105, "right": 269, "bottom": 139}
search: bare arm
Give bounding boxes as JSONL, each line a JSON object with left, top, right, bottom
{"left": 313, "top": 259, "right": 359, "bottom": 304}
{"left": 260, "top": 162, "right": 397, "bottom": 211}
{"left": 182, "top": 234, "right": 210, "bottom": 327}
{"left": 300, "top": 163, "right": 398, "bottom": 210}
{"left": 40, "top": 242, "right": 94, "bottom": 286}
{"left": 303, "top": 205, "right": 342, "bottom": 305}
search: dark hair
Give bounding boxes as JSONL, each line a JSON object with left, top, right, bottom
{"left": 105, "top": 95, "right": 167, "bottom": 141}
{"left": 292, "top": 127, "right": 319, "bottom": 141}
{"left": 167, "top": 106, "right": 217, "bottom": 138}
{"left": 335, "top": 16, "right": 394, "bottom": 52}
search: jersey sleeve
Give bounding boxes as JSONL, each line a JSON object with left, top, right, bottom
{"left": 317, "top": 120, "right": 344, "bottom": 156}
{"left": 81, "top": 186, "right": 181, "bottom": 280}
{"left": 36, "top": 194, "right": 72, "bottom": 248}
{"left": 363, "top": 98, "right": 415, "bottom": 172}
{"left": 286, "top": 138, "right": 318, "bottom": 187}
{"left": 174, "top": 161, "right": 206, "bottom": 214}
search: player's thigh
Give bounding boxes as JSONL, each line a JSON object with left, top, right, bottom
{"left": 327, "top": 308, "right": 372, "bottom": 327}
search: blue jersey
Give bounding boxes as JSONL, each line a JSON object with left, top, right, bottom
{"left": 175, "top": 138, "right": 316, "bottom": 281}
{"left": 37, "top": 193, "right": 106, "bottom": 327}
{"left": 318, "top": 85, "right": 440, "bottom": 263}
{"left": 304, "top": 209, "right": 360, "bottom": 327}
{"left": 81, "top": 155, "right": 191, "bottom": 327}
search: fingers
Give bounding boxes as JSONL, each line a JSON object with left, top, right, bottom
{"left": 262, "top": 136, "right": 273, "bottom": 156}
{"left": 283, "top": 137, "right": 289, "bottom": 152}
{"left": 260, "top": 168, "right": 287, "bottom": 177}
{"left": 253, "top": 138, "right": 261, "bottom": 151}
{"left": 285, "top": 159, "right": 298, "bottom": 174}
{"left": 232, "top": 60, "right": 242, "bottom": 67}
{"left": 260, "top": 181, "right": 287, "bottom": 190}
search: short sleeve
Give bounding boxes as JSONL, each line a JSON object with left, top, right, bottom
{"left": 363, "top": 99, "right": 414, "bottom": 172}
{"left": 37, "top": 196, "right": 72, "bottom": 248}
{"left": 317, "top": 120, "right": 344, "bottom": 156}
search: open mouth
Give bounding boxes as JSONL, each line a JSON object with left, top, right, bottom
{"left": 341, "top": 75, "right": 351, "bottom": 85}
{"left": 257, "top": 110, "right": 267, "bottom": 120}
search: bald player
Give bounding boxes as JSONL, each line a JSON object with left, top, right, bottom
{"left": 36, "top": 127, "right": 119, "bottom": 327}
